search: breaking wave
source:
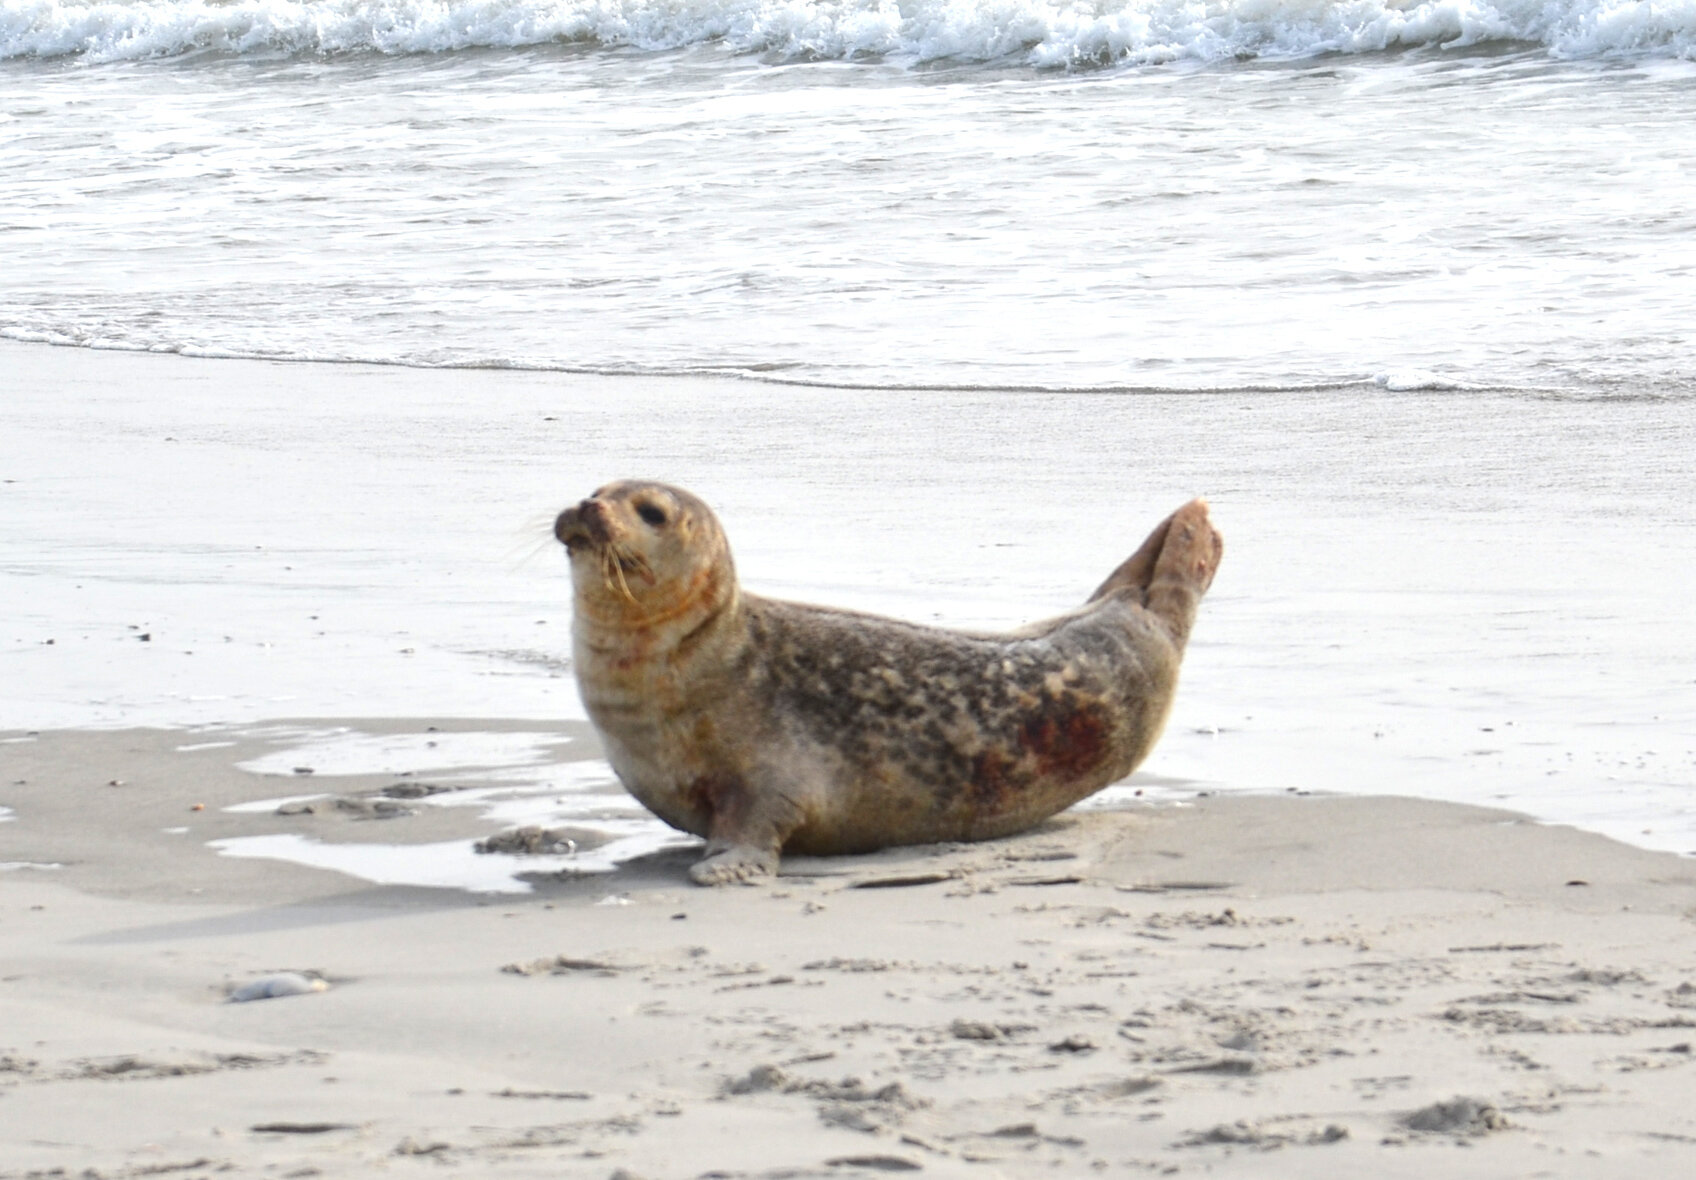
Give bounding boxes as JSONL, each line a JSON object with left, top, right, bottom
{"left": 4, "top": 0, "right": 1695, "bottom": 66}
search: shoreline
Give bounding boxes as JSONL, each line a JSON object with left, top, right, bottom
{"left": 5, "top": 719, "right": 1696, "bottom": 1177}
{"left": 3, "top": 332, "right": 1580, "bottom": 398}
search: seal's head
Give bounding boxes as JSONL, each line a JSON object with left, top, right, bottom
{"left": 555, "top": 481, "right": 736, "bottom": 629}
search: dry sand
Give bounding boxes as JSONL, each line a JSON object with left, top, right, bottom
{"left": 5, "top": 722, "right": 1696, "bottom": 1179}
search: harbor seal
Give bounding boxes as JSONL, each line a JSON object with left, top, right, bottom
{"left": 555, "top": 482, "right": 1221, "bottom": 885}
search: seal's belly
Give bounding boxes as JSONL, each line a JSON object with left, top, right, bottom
{"left": 777, "top": 706, "right": 1149, "bottom": 855}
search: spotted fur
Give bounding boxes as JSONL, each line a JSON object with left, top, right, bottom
{"left": 556, "top": 482, "right": 1220, "bottom": 884}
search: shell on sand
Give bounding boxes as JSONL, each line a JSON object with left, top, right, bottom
{"left": 227, "top": 973, "right": 330, "bottom": 1003}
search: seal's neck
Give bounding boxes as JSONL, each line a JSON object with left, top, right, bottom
{"left": 572, "top": 555, "right": 741, "bottom": 665}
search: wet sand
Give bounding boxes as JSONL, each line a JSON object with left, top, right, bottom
{"left": 5, "top": 723, "right": 1696, "bottom": 1179}
{"left": 7, "top": 339, "right": 1696, "bottom": 855}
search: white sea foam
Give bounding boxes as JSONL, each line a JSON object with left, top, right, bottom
{"left": 3, "top": 0, "right": 1693, "bottom": 64}
{"left": 1373, "top": 369, "right": 1473, "bottom": 392}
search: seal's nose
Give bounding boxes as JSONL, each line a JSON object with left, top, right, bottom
{"left": 556, "top": 497, "right": 611, "bottom": 549}
{"left": 554, "top": 507, "right": 577, "bottom": 546}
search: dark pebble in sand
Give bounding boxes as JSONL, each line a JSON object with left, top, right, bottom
{"left": 825, "top": 1156, "right": 921, "bottom": 1172}
{"left": 1166, "top": 1057, "right": 1257, "bottom": 1076}
{"left": 726, "top": 1064, "right": 789, "bottom": 1094}
{"left": 394, "top": 1137, "right": 451, "bottom": 1155}
{"left": 333, "top": 797, "right": 416, "bottom": 820}
{"left": 475, "top": 825, "right": 580, "bottom": 855}
{"left": 381, "top": 782, "right": 455, "bottom": 799}
{"left": 848, "top": 872, "right": 956, "bottom": 889}
{"left": 950, "top": 1020, "right": 1002, "bottom": 1041}
{"left": 1402, "top": 1097, "right": 1507, "bottom": 1135}
{"left": 1048, "top": 1035, "right": 1096, "bottom": 1053}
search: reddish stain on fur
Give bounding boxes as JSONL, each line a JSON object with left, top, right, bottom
{"left": 966, "top": 695, "right": 1107, "bottom": 812}
{"left": 1021, "top": 696, "right": 1108, "bottom": 781}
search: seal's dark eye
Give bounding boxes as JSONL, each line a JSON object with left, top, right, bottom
{"left": 636, "top": 503, "right": 667, "bottom": 527}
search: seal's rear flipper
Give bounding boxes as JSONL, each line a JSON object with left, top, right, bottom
{"left": 1142, "top": 499, "right": 1221, "bottom": 646}
{"left": 1090, "top": 500, "right": 1220, "bottom": 645}
{"left": 1088, "top": 511, "right": 1173, "bottom": 605}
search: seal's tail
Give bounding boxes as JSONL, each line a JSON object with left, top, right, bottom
{"left": 1089, "top": 499, "right": 1222, "bottom": 645}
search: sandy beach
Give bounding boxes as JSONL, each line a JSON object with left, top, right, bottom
{"left": 5, "top": 720, "right": 1696, "bottom": 1178}
{"left": 8, "top": 10, "right": 1696, "bottom": 1174}
{"left": 5, "top": 339, "right": 1696, "bottom": 1177}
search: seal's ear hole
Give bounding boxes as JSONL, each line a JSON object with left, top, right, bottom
{"left": 636, "top": 503, "right": 668, "bottom": 528}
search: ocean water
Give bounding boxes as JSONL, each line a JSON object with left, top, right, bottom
{"left": 3, "top": 0, "right": 1695, "bottom": 392}
{"left": 4, "top": 3, "right": 1695, "bottom": 875}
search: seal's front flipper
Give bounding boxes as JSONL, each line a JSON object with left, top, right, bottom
{"left": 689, "top": 841, "right": 780, "bottom": 886}
{"left": 1142, "top": 499, "right": 1222, "bottom": 646}
{"left": 686, "top": 771, "right": 808, "bottom": 886}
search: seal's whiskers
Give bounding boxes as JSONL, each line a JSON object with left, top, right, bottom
{"left": 602, "top": 544, "right": 639, "bottom": 604}
{"left": 503, "top": 527, "right": 562, "bottom": 571}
